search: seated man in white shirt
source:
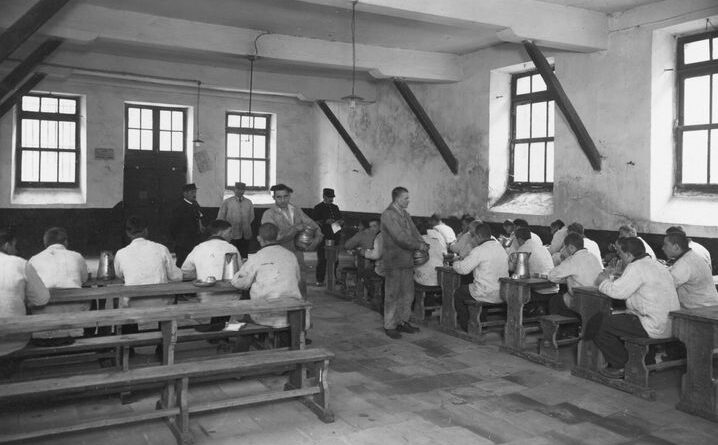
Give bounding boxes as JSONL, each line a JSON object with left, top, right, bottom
{"left": 663, "top": 231, "right": 718, "bottom": 309}
{"left": 429, "top": 213, "right": 457, "bottom": 247}
{"left": 548, "top": 220, "right": 568, "bottom": 256}
{"left": 114, "top": 215, "right": 183, "bottom": 334}
{"left": 590, "top": 237, "right": 680, "bottom": 379}
{"left": 553, "top": 222, "right": 602, "bottom": 266}
{"left": 511, "top": 227, "right": 559, "bottom": 315}
{"left": 666, "top": 226, "right": 711, "bottom": 268}
{"left": 547, "top": 233, "right": 604, "bottom": 317}
{"left": 231, "top": 223, "right": 304, "bottom": 348}
{"left": 0, "top": 229, "right": 50, "bottom": 377}
{"left": 451, "top": 223, "right": 509, "bottom": 332}
{"left": 344, "top": 219, "right": 380, "bottom": 251}
{"left": 28, "top": 227, "right": 89, "bottom": 343}
{"left": 414, "top": 221, "right": 447, "bottom": 287}
{"left": 451, "top": 220, "right": 480, "bottom": 259}
{"left": 506, "top": 219, "right": 542, "bottom": 255}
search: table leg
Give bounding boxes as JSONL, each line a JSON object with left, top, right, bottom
{"left": 573, "top": 293, "right": 611, "bottom": 375}
{"left": 439, "top": 272, "right": 461, "bottom": 330}
{"left": 503, "top": 282, "right": 530, "bottom": 351}
{"left": 288, "top": 309, "right": 306, "bottom": 350}
{"left": 674, "top": 319, "right": 718, "bottom": 421}
{"left": 160, "top": 320, "right": 178, "bottom": 410}
{"left": 326, "top": 246, "right": 337, "bottom": 293}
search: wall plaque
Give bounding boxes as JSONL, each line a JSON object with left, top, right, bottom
{"left": 94, "top": 148, "right": 115, "bottom": 160}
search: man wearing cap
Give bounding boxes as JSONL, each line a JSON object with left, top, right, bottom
{"left": 170, "top": 183, "right": 205, "bottom": 267}
{"left": 217, "top": 182, "right": 255, "bottom": 258}
{"left": 312, "top": 188, "right": 343, "bottom": 287}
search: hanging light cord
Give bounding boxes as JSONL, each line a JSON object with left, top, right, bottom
{"left": 350, "top": 0, "right": 358, "bottom": 98}
{"left": 194, "top": 80, "right": 202, "bottom": 141}
{"left": 248, "top": 31, "right": 270, "bottom": 115}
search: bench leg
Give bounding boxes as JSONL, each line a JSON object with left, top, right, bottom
{"left": 467, "top": 304, "right": 483, "bottom": 337}
{"left": 625, "top": 342, "right": 650, "bottom": 388}
{"left": 161, "top": 320, "right": 179, "bottom": 410}
{"left": 298, "top": 359, "right": 335, "bottom": 423}
{"left": 167, "top": 377, "right": 193, "bottom": 445}
{"left": 539, "top": 319, "right": 561, "bottom": 362}
{"left": 413, "top": 291, "right": 426, "bottom": 322}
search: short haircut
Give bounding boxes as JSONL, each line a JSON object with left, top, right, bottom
{"left": 617, "top": 237, "right": 645, "bottom": 257}
{"left": 368, "top": 218, "right": 380, "bottom": 226}
{"left": 665, "top": 232, "right": 689, "bottom": 251}
{"left": 563, "top": 232, "right": 584, "bottom": 250}
{"left": 391, "top": 186, "right": 408, "bottom": 201}
{"left": 503, "top": 219, "right": 514, "bottom": 227}
{"left": 513, "top": 218, "right": 529, "bottom": 228}
{"left": 416, "top": 220, "right": 430, "bottom": 235}
{"left": 618, "top": 224, "right": 637, "bottom": 237}
{"left": 43, "top": 227, "right": 68, "bottom": 247}
{"left": 0, "top": 228, "right": 16, "bottom": 246}
{"left": 207, "top": 219, "right": 232, "bottom": 236}
{"left": 550, "top": 219, "right": 565, "bottom": 230}
{"left": 258, "top": 222, "right": 279, "bottom": 241}
{"left": 515, "top": 227, "right": 531, "bottom": 241}
{"left": 430, "top": 213, "right": 442, "bottom": 223}
{"left": 666, "top": 226, "right": 686, "bottom": 235}
{"left": 461, "top": 214, "right": 474, "bottom": 225}
{"left": 474, "top": 223, "right": 492, "bottom": 239}
{"left": 567, "top": 222, "right": 585, "bottom": 236}
{"left": 125, "top": 215, "right": 148, "bottom": 236}
{"left": 270, "top": 183, "right": 293, "bottom": 194}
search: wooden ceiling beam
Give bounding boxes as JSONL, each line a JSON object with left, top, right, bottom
{"left": 0, "top": 39, "right": 62, "bottom": 99}
{"left": 316, "top": 100, "right": 372, "bottom": 176}
{"left": 0, "top": 0, "right": 70, "bottom": 63}
{"left": 0, "top": 72, "right": 47, "bottom": 118}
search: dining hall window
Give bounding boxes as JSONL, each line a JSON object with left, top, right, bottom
{"left": 125, "top": 104, "right": 186, "bottom": 152}
{"left": 225, "top": 112, "right": 270, "bottom": 191}
{"left": 509, "top": 70, "right": 555, "bottom": 190}
{"left": 16, "top": 94, "right": 80, "bottom": 187}
{"left": 676, "top": 30, "right": 718, "bottom": 191}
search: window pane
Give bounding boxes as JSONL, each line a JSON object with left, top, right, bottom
{"left": 240, "top": 160, "right": 253, "bottom": 185}
{"left": 141, "top": 108, "right": 152, "bottom": 129}
{"left": 172, "top": 132, "right": 183, "bottom": 152}
{"left": 58, "top": 152, "right": 75, "bottom": 182}
{"left": 172, "top": 111, "right": 183, "bottom": 131}
{"left": 141, "top": 129, "right": 153, "bottom": 150}
{"left": 713, "top": 74, "right": 718, "bottom": 124}
{"left": 531, "top": 74, "right": 546, "bottom": 92}
{"left": 711, "top": 130, "right": 718, "bottom": 184}
{"left": 159, "top": 130, "right": 171, "bottom": 151}
{"left": 682, "top": 130, "right": 708, "bottom": 184}
{"left": 513, "top": 143, "right": 529, "bottom": 182}
{"left": 58, "top": 99, "right": 76, "bottom": 114}
{"left": 21, "top": 119, "right": 39, "bottom": 148}
{"left": 40, "top": 151, "right": 58, "bottom": 182}
{"left": 684, "top": 38, "right": 710, "bottom": 64}
{"left": 253, "top": 161, "right": 266, "bottom": 187}
{"left": 227, "top": 159, "right": 240, "bottom": 186}
{"left": 240, "top": 135, "right": 253, "bottom": 157}
{"left": 684, "top": 75, "right": 710, "bottom": 125}
{"left": 22, "top": 96, "right": 39, "bottom": 112}
{"left": 241, "top": 115, "right": 252, "bottom": 128}
{"left": 128, "top": 129, "right": 140, "bottom": 150}
{"left": 21, "top": 150, "right": 39, "bottom": 182}
{"left": 128, "top": 107, "right": 140, "bottom": 128}
{"left": 546, "top": 142, "right": 554, "bottom": 182}
{"left": 40, "top": 120, "right": 58, "bottom": 148}
{"left": 531, "top": 102, "right": 547, "bottom": 138}
{"left": 516, "top": 76, "right": 531, "bottom": 95}
{"left": 515, "top": 104, "right": 531, "bottom": 139}
{"left": 714, "top": 38, "right": 718, "bottom": 60}
{"left": 58, "top": 121, "right": 75, "bottom": 149}
{"left": 547, "top": 101, "right": 555, "bottom": 137}
{"left": 529, "top": 142, "right": 546, "bottom": 182}
{"left": 253, "top": 116, "right": 266, "bottom": 129}
{"left": 160, "top": 110, "right": 171, "bottom": 130}
{"left": 227, "top": 114, "right": 241, "bottom": 127}
{"left": 227, "top": 133, "right": 240, "bottom": 157}
{"left": 40, "top": 97, "right": 58, "bottom": 113}
{"left": 253, "top": 135, "right": 266, "bottom": 158}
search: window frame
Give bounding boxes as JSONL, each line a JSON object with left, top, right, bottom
{"left": 225, "top": 111, "right": 271, "bottom": 192}
{"left": 124, "top": 103, "right": 187, "bottom": 154}
{"left": 675, "top": 29, "right": 718, "bottom": 192}
{"left": 15, "top": 93, "right": 81, "bottom": 188}
{"left": 508, "top": 70, "right": 555, "bottom": 192}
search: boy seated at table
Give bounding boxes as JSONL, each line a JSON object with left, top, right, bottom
{"left": 231, "top": 223, "right": 304, "bottom": 348}
{"left": 28, "top": 227, "right": 90, "bottom": 344}
{"left": 414, "top": 221, "right": 446, "bottom": 287}
{"left": 0, "top": 229, "right": 50, "bottom": 377}
{"left": 451, "top": 223, "right": 508, "bottom": 332}
{"left": 510, "top": 227, "right": 559, "bottom": 316}
{"left": 589, "top": 237, "right": 679, "bottom": 379}
{"left": 663, "top": 231, "right": 718, "bottom": 309}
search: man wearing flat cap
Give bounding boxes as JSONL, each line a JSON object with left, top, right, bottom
{"left": 217, "top": 182, "right": 255, "bottom": 258}
{"left": 312, "top": 188, "right": 343, "bottom": 286}
{"left": 170, "top": 183, "right": 205, "bottom": 267}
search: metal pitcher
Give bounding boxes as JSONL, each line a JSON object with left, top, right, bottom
{"left": 222, "top": 252, "right": 239, "bottom": 280}
{"left": 96, "top": 250, "right": 115, "bottom": 280}
{"left": 509, "top": 251, "right": 531, "bottom": 279}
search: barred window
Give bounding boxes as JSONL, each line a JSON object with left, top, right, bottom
{"left": 126, "top": 104, "right": 186, "bottom": 153}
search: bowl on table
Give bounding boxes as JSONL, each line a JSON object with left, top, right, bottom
{"left": 193, "top": 276, "right": 217, "bottom": 287}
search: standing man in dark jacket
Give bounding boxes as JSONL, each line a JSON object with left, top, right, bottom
{"left": 170, "top": 183, "right": 204, "bottom": 267}
{"left": 312, "top": 188, "right": 343, "bottom": 286}
{"left": 381, "top": 186, "right": 428, "bottom": 339}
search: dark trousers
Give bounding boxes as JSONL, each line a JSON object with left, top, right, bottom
{"left": 453, "top": 285, "right": 486, "bottom": 332}
{"left": 315, "top": 239, "right": 337, "bottom": 283}
{"left": 591, "top": 313, "right": 648, "bottom": 368}
{"left": 231, "top": 239, "right": 250, "bottom": 259}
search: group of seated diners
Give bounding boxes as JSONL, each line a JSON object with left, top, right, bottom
{"left": 0, "top": 216, "right": 307, "bottom": 378}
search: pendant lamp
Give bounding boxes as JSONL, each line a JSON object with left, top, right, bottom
{"left": 341, "top": 0, "right": 364, "bottom": 109}
{"left": 192, "top": 80, "right": 204, "bottom": 145}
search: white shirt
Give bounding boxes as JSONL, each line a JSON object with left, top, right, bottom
{"left": 637, "top": 237, "right": 656, "bottom": 259}
{"left": 548, "top": 226, "right": 568, "bottom": 255}
{"left": 0, "top": 252, "right": 50, "bottom": 355}
{"left": 450, "top": 231, "right": 476, "bottom": 259}
{"left": 453, "top": 239, "right": 509, "bottom": 303}
{"left": 507, "top": 232, "right": 542, "bottom": 255}
{"left": 114, "top": 238, "right": 182, "bottom": 307}
{"left": 231, "top": 244, "right": 303, "bottom": 328}
{"left": 584, "top": 237, "right": 603, "bottom": 264}
{"left": 364, "top": 232, "right": 385, "bottom": 277}
{"left": 433, "top": 222, "right": 457, "bottom": 245}
{"left": 515, "top": 238, "right": 559, "bottom": 294}
{"left": 414, "top": 233, "right": 446, "bottom": 287}
{"left": 548, "top": 249, "right": 603, "bottom": 294}
{"left": 427, "top": 228, "right": 447, "bottom": 252}
{"left": 669, "top": 249, "right": 718, "bottom": 309}
{"left": 688, "top": 240, "right": 712, "bottom": 267}
{"left": 181, "top": 238, "right": 241, "bottom": 281}
{"left": 598, "top": 256, "right": 680, "bottom": 338}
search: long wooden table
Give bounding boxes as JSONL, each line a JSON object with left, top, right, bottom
{"left": 671, "top": 305, "right": 718, "bottom": 421}
{"left": 437, "top": 266, "right": 462, "bottom": 330}
{"left": 500, "top": 276, "right": 555, "bottom": 354}
{"left": 570, "top": 286, "right": 613, "bottom": 378}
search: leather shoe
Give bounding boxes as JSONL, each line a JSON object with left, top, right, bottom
{"left": 397, "top": 322, "right": 420, "bottom": 334}
{"left": 599, "top": 366, "right": 624, "bottom": 380}
{"left": 385, "top": 329, "right": 402, "bottom": 339}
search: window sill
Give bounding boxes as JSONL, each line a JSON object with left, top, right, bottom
{"left": 221, "top": 190, "right": 275, "bottom": 206}
{"left": 489, "top": 190, "right": 554, "bottom": 216}
{"left": 652, "top": 192, "right": 718, "bottom": 226}
{"left": 11, "top": 187, "right": 85, "bottom": 206}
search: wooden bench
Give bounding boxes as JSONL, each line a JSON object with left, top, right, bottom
{"left": 465, "top": 300, "right": 507, "bottom": 338}
{"left": 0, "top": 348, "right": 334, "bottom": 444}
{"left": 623, "top": 336, "right": 686, "bottom": 400}
{"left": 537, "top": 315, "right": 580, "bottom": 368}
{"left": 413, "top": 283, "right": 442, "bottom": 322}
